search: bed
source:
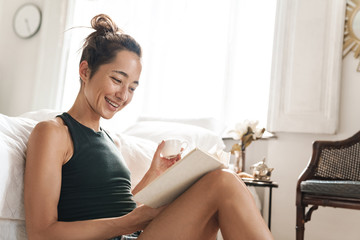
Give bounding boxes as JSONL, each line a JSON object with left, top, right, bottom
{"left": 0, "top": 109, "right": 234, "bottom": 239}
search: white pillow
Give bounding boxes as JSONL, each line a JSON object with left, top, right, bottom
{"left": 137, "top": 116, "right": 226, "bottom": 136}
{"left": 111, "top": 133, "right": 157, "bottom": 188}
{"left": 0, "top": 114, "right": 37, "bottom": 220}
{"left": 123, "top": 121, "right": 225, "bottom": 152}
{"left": 0, "top": 219, "right": 27, "bottom": 240}
{"left": 18, "top": 109, "right": 61, "bottom": 122}
{"left": 0, "top": 110, "right": 225, "bottom": 220}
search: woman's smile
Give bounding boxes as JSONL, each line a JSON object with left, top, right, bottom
{"left": 105, "top": 96, "right": 120, "bottom": 110}
{"left": 81, "top": 50, "right": 142, "bottom": 119}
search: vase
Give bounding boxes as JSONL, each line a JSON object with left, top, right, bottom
{"left": 234, "top": 149, "right": 246, "bottom": 173}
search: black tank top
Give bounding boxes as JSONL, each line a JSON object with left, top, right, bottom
{"left": 57, "top": 112, "right": 136, "bottom": 221}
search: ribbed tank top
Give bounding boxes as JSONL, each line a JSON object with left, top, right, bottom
{"left": 57, "top": 112, "right": 136, "bottom": 221}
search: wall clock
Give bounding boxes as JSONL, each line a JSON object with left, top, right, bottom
{"left": 13, "top": 3, "right": 42, "bottom": 39}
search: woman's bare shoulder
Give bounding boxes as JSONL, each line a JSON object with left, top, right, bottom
{"left": 30, "top": 118, "right": 69, "bottom": 140}
{"left": 27, "top": 118, "right": 72, "bottom": 164}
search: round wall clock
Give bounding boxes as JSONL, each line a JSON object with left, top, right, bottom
{"left": 13, "top": 3, "right": 42, "bottom": 39}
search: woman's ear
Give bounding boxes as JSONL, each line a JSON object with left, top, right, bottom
{"left": 79, "top": 60, "right": 90, "bottom": 84}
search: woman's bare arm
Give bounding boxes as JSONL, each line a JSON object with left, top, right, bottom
{"left": 132, "top": 141, "right": 180, "bottom": 196}
{"left": 24, "top": 120, "right": 161, "bottom": 240}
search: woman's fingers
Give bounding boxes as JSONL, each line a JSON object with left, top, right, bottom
{"left": 166, "top": 154, "right": 181, "bottom": 162}
{"left": 175, "top": 154, "right": 181, "bottom": 162}
{"left": 154, "top": 140, "right": 165, "bottom": 157}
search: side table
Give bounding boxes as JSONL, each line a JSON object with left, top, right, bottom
{"left": 242, "top": 179, "right": 279, "bottom": 230}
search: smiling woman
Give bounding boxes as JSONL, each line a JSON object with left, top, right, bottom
{"left": 78, "top": 50, "right": 141, "bottom": 120}
{"left": 60, "top": 0, "right": 277, "bottom": 132}
{"left": 71, "top": 14, "right": 142, "bottom": 122}
{"left": 24, "top": 13, "right": 273, "bottom": 240}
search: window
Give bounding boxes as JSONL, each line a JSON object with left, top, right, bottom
{"left": 60, "top": 0, "right": 277, "bottom": 132}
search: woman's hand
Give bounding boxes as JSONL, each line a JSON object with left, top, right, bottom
{"left": 129, "top": 204, "right": 167, "bottom": 230}
{"left": 132, "top": 141, "right": 182, "bottom": 195}
{"left": 148, "top": 140, "right": 181, "bottom": 178}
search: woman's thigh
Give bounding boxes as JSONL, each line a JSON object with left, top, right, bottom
{"left": 138, "top": 169, "right": 241, "bottom": 240}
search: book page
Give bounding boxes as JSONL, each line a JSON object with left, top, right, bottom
{"left": 133, "top": 148, "right": 230, "bottom": 208}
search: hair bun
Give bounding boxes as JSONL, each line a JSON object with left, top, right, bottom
{"left": 80, "top": 14, "right": 142, "bottom": 78}
{"left": 91, "top": 14, "right": 123, "bottom": 34}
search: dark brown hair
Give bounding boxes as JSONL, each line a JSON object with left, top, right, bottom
{"left": 80, "top": 14, "right": 142, "bottom": 78}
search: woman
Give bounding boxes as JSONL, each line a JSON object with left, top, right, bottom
{"left": 24, "top": 14, "right": 273, "bottom": 240}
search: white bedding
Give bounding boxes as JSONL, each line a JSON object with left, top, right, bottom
{"left": 1, "top": 110, "right": 266, "bottom": 240}
{"left": 0, "top": 218, "right": 27, "bottom": 240}
{"left": 123, "top": 120, "right": 225, "bottom": 152}
{"left": 0, "top": 115, "right": 37, "bottom": 221}
{"left": 113, "top": 133, "right": 156, "bottom": 188}
{"left": 0, "top": 109, "right": 228, "bottom": 239}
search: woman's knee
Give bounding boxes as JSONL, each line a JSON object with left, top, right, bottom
{"left": 200, "top": 169, "right": 240, "bottom": 189}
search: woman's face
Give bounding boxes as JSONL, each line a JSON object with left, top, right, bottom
{"left": 82, "top": 50, "right": 142, "bottom": 119}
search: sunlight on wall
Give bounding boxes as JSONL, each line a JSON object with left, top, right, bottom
{"left": 60, "top": 0, "right": 277, "bottom": 132}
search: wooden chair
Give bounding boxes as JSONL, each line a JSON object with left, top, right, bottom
{"left": 296, "top": 131, "right": 360, "bottom": 240}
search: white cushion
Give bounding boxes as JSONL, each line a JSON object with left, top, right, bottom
{"left": 137, "top": 116, "right": 226, "bottom": 136}
{"left": 0, "top": 110, "right": 226, "bottom": 221}
{"left": 0, "top": 109, "right": 59, "bottom": 220}
{"left": 0, "top": 114, "right": 37, "bottom": 220}
{"left": 0, "top": 218, "right": 27, "bottom": 239}
{"left": 111, "top": 133, "right": 157, "bottom": 188}
{"left": 18, "top": 109, "right": 60, "bottom": 122}
{"left": 123, "top": 121, "right": 225, "bottom": 152}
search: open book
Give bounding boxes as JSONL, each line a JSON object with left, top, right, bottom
{"left": 133, "top": 147, "right": 230, "bottom": 208}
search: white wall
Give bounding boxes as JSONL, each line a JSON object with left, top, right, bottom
{"left": 1, "top": 1, "right": 360, "bottom": 240}
{"left": 0, "top": 0, "right": 45, "bottom": 116}
{"left": 0, "top": 0, "right": 69, "bottom": 117}
{"left": 269, "top": 54, "right": 360, "bottom": 240}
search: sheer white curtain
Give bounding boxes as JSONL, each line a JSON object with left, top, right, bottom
{"left": 60, "top": 0, "right": 277, "bottom": 132}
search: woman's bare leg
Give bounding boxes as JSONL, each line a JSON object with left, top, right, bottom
{"left": 138, "top": 169, "right": 273, "bottom": 240}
